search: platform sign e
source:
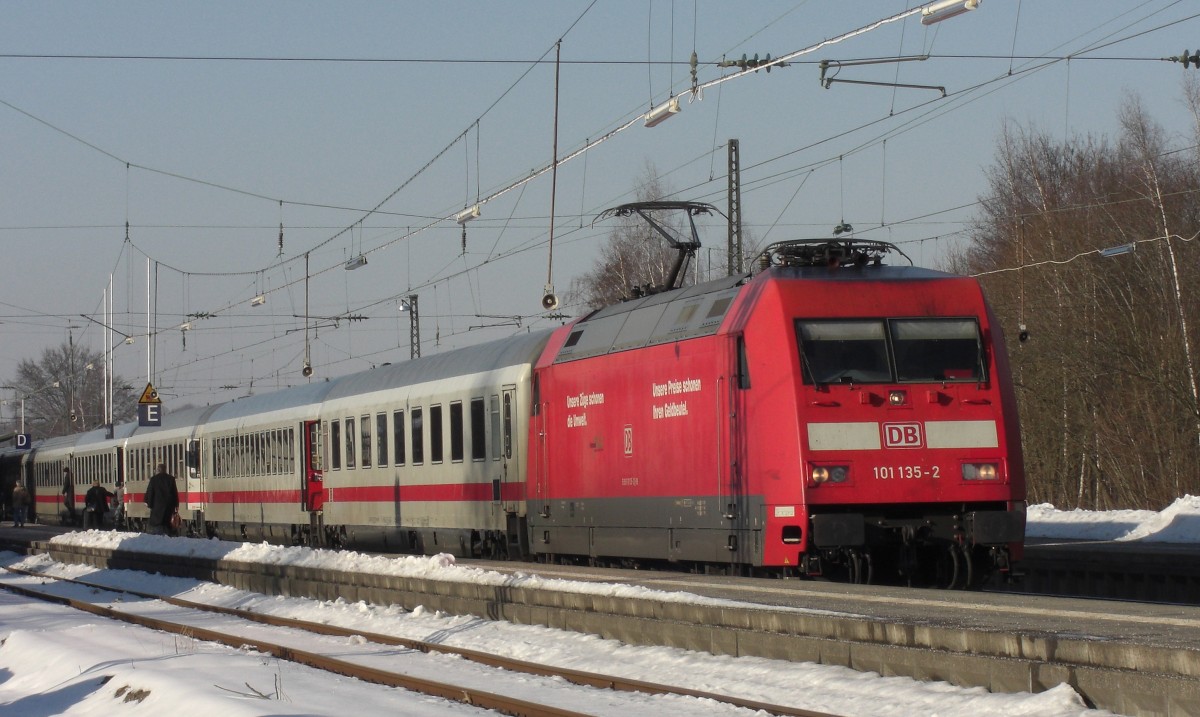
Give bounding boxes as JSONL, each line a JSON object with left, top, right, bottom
{"left": 138, "top": 382, "right": 162, "bottom": 427}
{"left": 138, "top": 402, "right": 162, "bottom": 427}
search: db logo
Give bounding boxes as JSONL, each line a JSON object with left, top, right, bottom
{"left": 883, "top": 422, "right": 922, "bottom": 448}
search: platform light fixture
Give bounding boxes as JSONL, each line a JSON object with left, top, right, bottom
{"left": 455, "top": 205, "right": 481, "bottom": 224}
{"left": 344, "top": 255, "right": 368, "bottom": 271}
{"left": 644, "top": 97, "right": 681, "bottom": 128}
{"left": 1099, "top": 243, "right": 1135, "bottom": 258}
{"left": 250, "top": 294, "right": 266, "bottom": 307}
{"left": 920, "top": 0, "right": 980, "bottom": 25}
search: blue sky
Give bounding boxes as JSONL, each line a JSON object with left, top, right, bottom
{"left": 2, "top": 1, "right": 1197, "bottom": 411}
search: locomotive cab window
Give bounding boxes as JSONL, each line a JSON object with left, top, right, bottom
{"left": 797, "top": 318, "right": 985, "bottom": 385}
{"left": 797, "top": 320, "right": 890, "bottom": 384}
{"left": 891, "top": 318, "right": 984, "bottom": 383}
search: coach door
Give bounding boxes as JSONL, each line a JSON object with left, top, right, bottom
{"left": 185, "top": 439, "right": 205, "bottom": 512}
{"left": 498, "top": 386, "right": 519, "bottom": 513}
{"left": 301, "top": 420, "right": 325, "bottom": 511}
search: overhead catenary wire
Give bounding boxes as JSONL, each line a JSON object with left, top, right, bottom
{"left": 12, "top": 3, "right": 1199, "bottom": 399}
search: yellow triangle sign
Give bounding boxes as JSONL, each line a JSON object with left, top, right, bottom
{"left": 138, "top": 382, "right": 161, "bottom": 404}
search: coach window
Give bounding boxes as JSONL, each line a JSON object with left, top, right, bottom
{"left": 376, "top": 413, "right": 388, "bottom": 466}
{"left": 489, "top": 395, "right": 501, "bottom": 461}
{"left": 360, "top": 414, "right": 372, "bottom": 468}
{"left": 263, "top": 433, "right": 271, "bottom": 476}
{"left": 393, "top": 409, "right": 406, "bottom": 465}
{"left": 470, "top": 397, "right": 486, "bottom": 461}
{"left": 286, "top": 428, "right": 296, "bottom": 473}
{"left": 330, "top": 420, "right": 342, "bottom": 470}
{"left": 449, "top": 401, "right": 464, "bottom": 463}
{"left": 345, "top": 417, "right": 357, "bottom": 469}
{"left": 430, "top": 404, "right": 444, "bottom": 464}
{"left": 411, "top": 408, "right": 424, "bottom": 465}
{"left": 258, "top": 434, "right": 266, "bottom": 477}
{"left": 273, "top": 429, "right": 283, "bottom": 474}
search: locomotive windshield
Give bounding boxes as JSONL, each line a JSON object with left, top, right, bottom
{"left": 797, "top": 318, "right": 984, "bottom": 385}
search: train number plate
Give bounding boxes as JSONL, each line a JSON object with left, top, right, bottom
{"left": 872, "top": 465, "right": 940, "bottom": 480}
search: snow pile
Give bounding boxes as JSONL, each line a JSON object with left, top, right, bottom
{"left": 1026, "top": 495, "right": 1200, "bottom": 542}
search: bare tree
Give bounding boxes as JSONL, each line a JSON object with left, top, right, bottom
{"left": 954, "top": 95, "right": 1200, "bottom": 510}
{"left": 7, "top": 341, "right": 138, "bottom": 439}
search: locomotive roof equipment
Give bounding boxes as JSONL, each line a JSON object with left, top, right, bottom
{"left": 594, "top": 201, "right": 722, "bottom": 299}
{"left": 755, "top": 238, "right": 914, "bottom": 271}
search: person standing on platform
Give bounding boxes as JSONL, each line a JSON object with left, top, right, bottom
{"left": 11, "top": 483, "right": 29, "bottom": 527}
{"left": 83, "top": 480, "right": 113, "bottom": 530}
{"left": 61, "top": 467, "right": 77, "bottom": 525}
{"left": 112, "top": 481, "right": 125, "bottom": 529}
{"left": 144, "top": 463, "right": 179, "bottom": 536}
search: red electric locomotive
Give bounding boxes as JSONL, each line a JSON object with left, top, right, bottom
{"left": 528, "top": 210, "right": 1024, "bottom": 587}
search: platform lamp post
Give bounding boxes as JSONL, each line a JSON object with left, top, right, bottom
{"left": 1, "top": 381, "right": 60, "bottom": 436}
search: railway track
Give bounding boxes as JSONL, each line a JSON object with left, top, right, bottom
{"left": 0, "top": 564, "right": 837, "bottom": 717}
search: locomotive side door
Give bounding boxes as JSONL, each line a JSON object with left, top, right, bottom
{"left": 301, "top": 420, "right": 325, "bottom": 511}
{"left": 725, "top": 333, "right": 752, "bottom": 566}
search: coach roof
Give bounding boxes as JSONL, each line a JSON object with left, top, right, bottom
{"left": 323, "top": 329, "right": 554, "bottom": 401}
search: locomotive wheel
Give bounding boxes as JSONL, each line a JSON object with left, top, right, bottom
{"left": 847, "top": 551, "right": 861, "bottom": 584}
{"left": 936, "top": 544, "right": 963, "bottom": 589}
{"left": 958, "top": 544, "right": 975, "bottom": 590}
{"left": 841, "top": 549, "right": 874, "bottom": 584}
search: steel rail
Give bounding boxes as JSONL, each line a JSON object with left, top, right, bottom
{"left": 0, "top": 575, "right": 592, "bottom": 717}
{"left": 2, "top": 566, "right": 840, "bottom": 717}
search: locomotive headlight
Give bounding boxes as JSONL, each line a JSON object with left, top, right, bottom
{"left": 810, "top": 465, "right": 849, "bottom": 485}
{"left": 888, "top": 390, "right": 907, "bottom": 406}
{"left": 962, "top": 462, "right": 999, "bottom": 480}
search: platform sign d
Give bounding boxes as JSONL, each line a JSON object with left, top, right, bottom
{"left": 15, "top": 433, "right": 31, "bottom": 450}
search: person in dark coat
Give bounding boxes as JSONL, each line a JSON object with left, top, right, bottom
{"left": 61, "top": 467, "right": 77, "bottom": 524}
{"left": 11, "top": 483, "right": 30, "bottom": 527}
{"left": 144, "top": 463, "right": 179, "bottom": 536}
{"left": 83, "top": 480, "right": 114, "bottom": 530}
